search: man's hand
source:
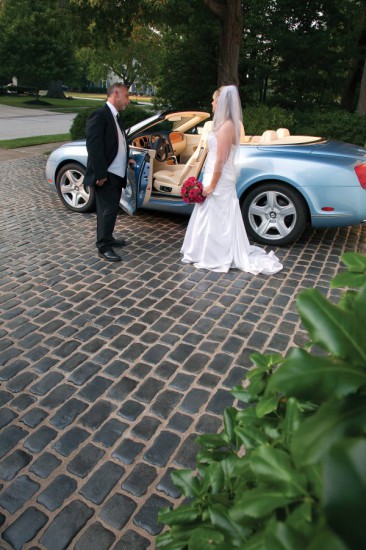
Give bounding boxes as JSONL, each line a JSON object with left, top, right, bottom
{"left": 96, "top": 178, "right": 107, "bottom": 187}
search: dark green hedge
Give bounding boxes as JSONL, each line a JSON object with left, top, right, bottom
{"left": 70, "top": 104, "right": 155, "bottom": 140}
{"left": 243, "top": 105, "right": 366, "bottom": 146}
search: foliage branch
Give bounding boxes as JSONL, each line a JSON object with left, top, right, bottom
{"left": 157, "top": 252, "right": 366, "bottom": 550}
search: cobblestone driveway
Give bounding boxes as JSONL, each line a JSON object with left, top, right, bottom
{"left": 1, "top": 154, "right": 365, "bottom": 549}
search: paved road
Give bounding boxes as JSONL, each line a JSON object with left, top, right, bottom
{"left": 0, "top": 152, "right": 366, "bottom": 548}
{"left": 0, "top": 105, "right": 76, "bottom": 139}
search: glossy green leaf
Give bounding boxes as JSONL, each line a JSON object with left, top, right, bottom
{"left": 197, "top": 433, "right": 228, "bottom": 450}
{"left": 297, "top": 288, "right": 366, "bottom": 363}
{"left": 250, "top": 352, "right": 283, "bottom": 369}
{"left": 209, "top": 504, "right": 251, "bottom": 542}
{"left": 281, "top": 397, "right": 302, "bottom": 447}
{"left": 157, "top": 527, "right": 191, "bottom": 550}
{"left": 232, "top": 386, "right": 255, "bottom": 403}
{"left": 292, "top": 396, "right": 366, "bottom": 465}
{"left": 265, "top": 521, "right": 307, "bottom": 550}
{"left": 235, "top": 425, "right": 269, "bottom": 449}
{"left": 171, "top": 470, "right": 201, "bottom": 498}
{"left": 158, "top": 504, "right": 200, "bottom": 526}
{"left": 340, "top": 251, "right": 366, "bottom": 272}
{"left": 323, "top": 438, "right": 366, "bottom": 549}
{"left": 267, "top": 348, "right": 366, "bottom": 402}
{"left": 223, "top": 407, "right": 238, "bottom": 445}
{"left": 200, "top": 462, "right": 225, "bottom": 495}
{"left": 330, "top": 272, "right": 366, "bottom": 288}
{"left": 255, "top": 395, "right": 280, "bottom": 418}
{"left": 306, "top": 529, "right": 349, "bottom": 550}
{"left": 188, "top": 527, "right": 225, "bottom": 549}
{"left": 251, "top": 446, "right": 307, "bottom": 497}
{"left": 230, "top": 488, "right": 297, "bottom": 520}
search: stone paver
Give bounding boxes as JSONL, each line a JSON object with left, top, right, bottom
{"left": 1, "top": 152, "right": 366, "bottom": 548}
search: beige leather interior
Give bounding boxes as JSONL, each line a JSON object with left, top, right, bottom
{"left": 153, "top": 121, "right": 213, "bottom": 195}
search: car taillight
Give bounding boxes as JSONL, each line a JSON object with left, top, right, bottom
{"left": 355, "top": 164, "right": 366, "bottom": 189}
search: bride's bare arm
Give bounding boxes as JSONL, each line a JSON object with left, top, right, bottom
{"left": 203, "top": 121, "right": 236, "bottom": 196}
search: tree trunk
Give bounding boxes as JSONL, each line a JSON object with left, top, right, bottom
{"left": 357, "top": 57, "right": 366, "bottom": 115}
{"left": 202, "top": 0, "right": 243, "bottom": 86}
{"left": 46, "top": 80, "right": 67, "bottom": 99}
{"left": 341, "top": 0, "right": 366, "bottom": 111}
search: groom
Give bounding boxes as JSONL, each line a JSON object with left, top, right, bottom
{"left": 83, "top": 82, "right": 135, "bottom": 262}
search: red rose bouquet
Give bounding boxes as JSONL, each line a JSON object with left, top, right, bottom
{"left": 180, "top": 177, "right": 205, "bottom": 204}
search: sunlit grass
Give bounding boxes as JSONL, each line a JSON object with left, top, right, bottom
{"left": 0, "top": 134, "right": 71, "bottom": 149}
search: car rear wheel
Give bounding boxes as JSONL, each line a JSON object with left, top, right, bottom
{"left": 241, "top": 182, "right": 308, "bottom": 246}
{"left": 56, "top": 162, "right": 95, "bottom": 212}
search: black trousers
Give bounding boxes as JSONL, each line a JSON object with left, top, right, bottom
{"left": 95, "top": 172, "right": 125, "bottom": 251}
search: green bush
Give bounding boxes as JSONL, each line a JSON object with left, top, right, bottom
{"left": 242, "top": 105, "right": 366, "bottom": 146}
{"left": 70, "top": 104, "right": 155, "bottom": 140}
{"left": 243, "top": 105, "right": 296, "bottom": 135}
{"left": 158, "top": 252, "right": 366, "bottom": 550}
{"left": 293, "top": 109, "right": 366, "bottom": 147}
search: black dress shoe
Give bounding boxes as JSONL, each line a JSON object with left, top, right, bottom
{"left": 112, "top": 238, "right": 127, "bottom": 247}
{"left": 98, "top": 248, "right": 122, "bottom": 262}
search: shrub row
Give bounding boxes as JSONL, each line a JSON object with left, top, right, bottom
{"left": 70, "top": 104, "right": 154, "bottom": 140}
{"left": 243, "top": 105, "right": 366, "bottom": 146}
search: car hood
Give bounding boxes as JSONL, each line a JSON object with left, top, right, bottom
{"left": 310, "top": 140, "right": 366, "bottom": 160}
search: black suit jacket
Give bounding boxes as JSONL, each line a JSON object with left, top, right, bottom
{"left": 83, "top": 104, "right": 130, "bottom": 187}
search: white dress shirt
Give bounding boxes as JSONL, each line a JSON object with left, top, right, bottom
{"left": 106, "top": 101, "right": 127, "bottom": 177}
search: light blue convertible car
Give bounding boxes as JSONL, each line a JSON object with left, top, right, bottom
{"left": 46, "top": 110, "right": 366, "bottom": 246}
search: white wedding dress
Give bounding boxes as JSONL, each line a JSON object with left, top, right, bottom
{"left": 181, "top": 132, "right": 283, "bottom": 274}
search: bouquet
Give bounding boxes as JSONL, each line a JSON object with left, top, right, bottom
{"left": 180, "top": 177, "right": 205, "bottom": 204}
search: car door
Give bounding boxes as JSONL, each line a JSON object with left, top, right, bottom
{"left": 119, "top": 147, "right": 155, "bottom": 214}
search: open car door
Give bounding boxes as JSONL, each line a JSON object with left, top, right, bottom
{"left": 119, "top": 147, "right": 155, "bottom": 215}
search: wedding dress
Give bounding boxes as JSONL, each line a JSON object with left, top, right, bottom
{"left": 181, "top": 132, "right": 283, "bottom": 274}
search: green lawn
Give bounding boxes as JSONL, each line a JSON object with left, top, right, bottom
{"left": 0, "top": 134, "right": 71, "bottom": 149}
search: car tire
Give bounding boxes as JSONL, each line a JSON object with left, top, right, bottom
{"left": 55, "top": 162, "right": 95, "bottom": 213}
{"left": 241, "top": 182, "right": 308, "bottom": 246}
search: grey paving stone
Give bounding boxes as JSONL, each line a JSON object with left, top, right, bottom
{"left": 174, "top": 434, "right": 200, "bottom": 469}
{"left": 106, "top": 377, "right": 138, "bottom": 401}
{"left": 79, "top": 400, "right": 116, "bottom": 430}
{"left": 167, "top": 412, "right": 193, "bottom": 432}
{"left": 6, "top": 371, "right": 37, "bottom": 392}
{"left": 130, "top": 362, "right": 151, "bottom": 378}
{"left": 32, "top": 356, "right": 58, "bottom": 373}
{"left": 157, "top": 467, "right": 181, "bottom": 499}
{"left": 122, "top": 463, "right": 158, "bottom": 497}
{"left": 144, "top": 431, "right": 180, "bottom": 467}
{"left": 179, "top": 388, "right": 210, "bottom": 413}
{"left": 141, "top": 344, "right": 170, "bottom": 365}
{"left": 196, "top": 414, "right": 223, "bottom": 434}
{"left": 0, "top": 475, "right": 40, "bottom": 513}
{"left": 50, "top": 398, "right": 88, "bottom": 429}
{"left": 39, "top": 500, "right": 94, "bottom": 550}
{"left": 29, "top": 452, "right": 62, "bottom": 479}
{"left": 67, "top": 443, "right": 105, "bottom": 478}
{"left": 20, "top": 407, "right": 48, "bottom": 428}
{"left": 112, "top": 439, "right": 145, "bottom": 465}
{"left": 0, "top": 390, "right": 12, "bottom": 406}
{"left": 1, "top": 506, "right": 48, "bottom": 550}
{"left": 112, "top": 529, "right": 150, "bottom": 550}
{"left": 0, "top": 407, "right": 17, "bottom": 428}
{"left": 68, "top": 362, "right": 100, "bottom": 385}
{"left": 23, "top": 425, "right": 58, "bottom": 453}
{"left": 78, "top": 376, "right": 113, "bottom": 402}
{"left": 206, "top": 388, "right": 235, "bottom": 415}
{"left": 104, "top": 359, "right": 129, "bottom": 378}
{"left": 37, "top": 474, "right": 77, "bottom": 511}
{"left": 52, "top": 427, "right": 90, "bottom": 457}
{"left": 0, "top": 425, "right": 29, "bottom": 458}
{"left": 132, "top": 416, "right": 161, "bottom": 440}
{"left": 99, "top": 493, "right": 137, "bottom": 529}
{"left": 74, "top": 521, "right": 116, "bottom": 550}
{"left": 133, "top": 378, "right": 164, "bottom": 403}
{"left": 150, "top": 390, "right": 182, "bottom": 419}
{"left": 0, "top": 450, "right": 32, "bottom": 481}
{"left": 39, "top": 383, "right": 76, "bottom": 408}
{"left": 182, "top": 352, "right": 210, "bottom": 373}
{"left": 117, "top": 400, "right": 144, "bottom": 421}
{"left": 79, "top": 461, "right": 125, "bottom": 504}
{"left": 0, "top": 360, "right": 28, "bottom": 381}
{"left": 93, "top": 418, "right": 128, "bottom": 447}
{"left": 133, "top": 493, "right": 171, "bottom": 535}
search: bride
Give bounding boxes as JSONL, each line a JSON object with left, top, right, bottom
{"left": 181, "top": 85, "right": 283, "bottom": 275}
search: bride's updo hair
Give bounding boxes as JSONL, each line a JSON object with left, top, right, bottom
{"left": 213, "top": 85, "right": 243, "bottom": 145}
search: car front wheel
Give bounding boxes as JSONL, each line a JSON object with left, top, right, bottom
{"left": 55, "top": 162, "right": 95, "bottom": 212}
{"left": 241, "top": 182, "right": 308, "bottom": 246}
